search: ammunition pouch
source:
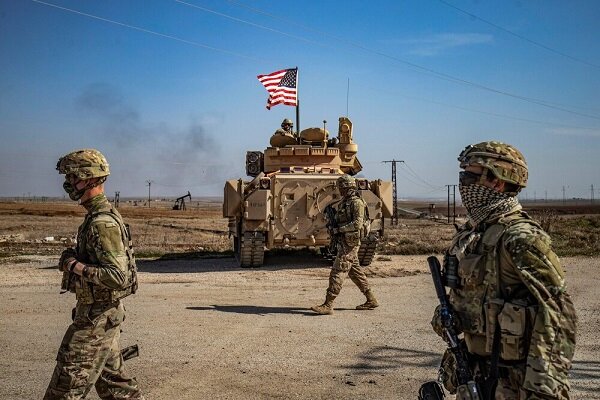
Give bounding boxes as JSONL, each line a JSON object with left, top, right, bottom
{"left": 457, "top": 253, "right": 485, "bottom": 289}
{"left": 453, "top": 253, "right": 487, "bottom": 336}
{"left": 466, "top": 300, "right": 534, "bottom": 361}
{"left": 75, "top": 281, "right": 135, "bottom": 304}
{"left": 75, "top": 279, "right": 95, "bottom": 305}
{"left": 498, "top": 301, "right": 535, "bottom": 361}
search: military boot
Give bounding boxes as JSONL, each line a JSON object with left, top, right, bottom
{"left": 311, "top": 293, "right": 336, "bottom": 315}
{"left": 356, "top": 289, "right": 379, "bottom": 310}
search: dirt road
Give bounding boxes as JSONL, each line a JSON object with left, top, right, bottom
{"left": 1, "top": 254, "right": 598, "bottom": 399}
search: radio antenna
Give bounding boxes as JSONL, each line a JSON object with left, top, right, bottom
{"left": 346, "top": 78, "right": 350, "bottom": 117}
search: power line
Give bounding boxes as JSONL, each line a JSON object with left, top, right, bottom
{"left": 400, "top": 161, "right": 446, "bottom": 191}
{"left": 30, "top": 0, "right": 262, "bottom": 61}
{"left": 436, "top": 0, "right": 600, "bottom": 71}
{"left": 364, "top": 85, "right": 600, "bottom": 132}
{"left": 31, "top": 0, "right": 600, "bottom": 122}
{"left": 219, "top": 0, "right": 600, "bottom": 121}
{"left": 174, "top": 0, "right": 330, "bottom": 49}
{"left": 395, "top": 169, "right": 442, "bottom": 191}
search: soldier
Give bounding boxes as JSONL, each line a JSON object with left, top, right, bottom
{"left": 45, "top": 149, "right": 144, "bottom": 400}
{"left": 280, "top": 118, "right": 294, "bottom": 134}
{"left": 270, "top": 118, "right": 297, "bottom": 147}
{"left": 431, "top": 141, "right": 576, "bottom": 399}
{"left": 311, "top": 175, "right": 378, "bottom": 315}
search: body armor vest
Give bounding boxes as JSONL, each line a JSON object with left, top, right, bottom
{"left": 446, "top": 212, "right": 539, "bottom": 361}
{"left": 76, "top": 206, "right": 138, "bottom": 304}
{"left": 336, "top": 194, "right": 368, "bottom": 236}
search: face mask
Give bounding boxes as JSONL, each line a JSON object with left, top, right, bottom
{"left": 63, "top": 180, "right": 86, "bottom": 201}
{"left": 459, "top": 183, "right": 520, "bottom": 225}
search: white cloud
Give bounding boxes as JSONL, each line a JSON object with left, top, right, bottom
{"left": 401, "top": 33, "right": 493, "bottom": 56}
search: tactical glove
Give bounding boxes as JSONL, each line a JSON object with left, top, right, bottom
{"left": 59, "top": 248, "right": 78, "bottom": 272}
{"left": 431, "top": 304, "right": 463, "bottom": 337}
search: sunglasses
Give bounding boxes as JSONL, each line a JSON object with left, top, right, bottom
{"left": 459, "top": 171, "right": 484, "bottom": 185}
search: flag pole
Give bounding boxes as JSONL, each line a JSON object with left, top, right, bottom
{"left": 295, "top": 67, "right": 300, "bottom": 136}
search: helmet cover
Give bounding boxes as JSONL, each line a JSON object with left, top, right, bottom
{"left": 56, "top": 149, "right": 110, "bottom": 180}
{"left": 458, "top": 141, "right": 527, "bottom": 188}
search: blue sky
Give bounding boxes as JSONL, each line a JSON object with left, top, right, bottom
{"left": 1, "top": 0, "right": 599, "bottom": 200}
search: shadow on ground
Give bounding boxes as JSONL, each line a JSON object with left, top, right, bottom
{"left": 186, "top": 305, "right": 316, "bottom": 316}
{"left": 344, "top": 350, "right": 600, "bottom": 395}
{"left": 571, "top": 360, "right": 600, "bottom": 394}
{"left": 346, "top": 346, "right": 441, "bottom": 373}
{"left": 137, "top": 248, "right": 331, "bottom": 274}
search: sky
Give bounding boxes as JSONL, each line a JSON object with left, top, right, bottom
{"left": 0, "top": 0, "right": 599, "bottom": 200}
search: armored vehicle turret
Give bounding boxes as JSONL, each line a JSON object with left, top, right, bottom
{"left": 223, "top": 117, "right": 393, "bottom": 267}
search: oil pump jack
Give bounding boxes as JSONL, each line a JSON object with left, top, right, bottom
{"left": 173, "top": 191, "right": 191, "bottom": 210}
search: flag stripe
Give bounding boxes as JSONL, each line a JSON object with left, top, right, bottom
{"left": 257, "top": 68, "right": 298, "bottom": 110}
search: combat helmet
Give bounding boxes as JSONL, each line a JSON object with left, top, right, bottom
{"left": 337, "top": 175, "right": 357, "bottom": 189}
{"left": 56, "top": 149, "right": 110, "bottom": 180}
{"left": 458, "top": 141, "right": 527, "bottom": 189}
{"left": 281, "top": 118, "right": 293, "bottom": 128}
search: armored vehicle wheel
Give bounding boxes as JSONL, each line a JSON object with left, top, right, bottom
{"left": 237, "top": 231, "right": 265, "bottom": 268}
{"left": 358, "top": 234, "right": 378, "bottom": 266}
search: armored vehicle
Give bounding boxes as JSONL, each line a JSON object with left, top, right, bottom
{"left": 223, "top": 117, "right": 393, "bottom": 267}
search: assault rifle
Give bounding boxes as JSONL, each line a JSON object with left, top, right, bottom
{"left": 323, "top": 203, "right": 339, "bottom": 258}
{"left": 418, "top": 256, "right": 481, "bottom": 400}
{"left": 60, "top": 269, "right": 74, "bottom": 294}
{"left": 59, "top": 248, "right": 78, "bottom": 294}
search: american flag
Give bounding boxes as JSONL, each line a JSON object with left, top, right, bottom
{"left": 257, "top": 68, "right": 298, "bottom": 110}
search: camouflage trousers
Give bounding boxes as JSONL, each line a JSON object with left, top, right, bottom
{"left": 327, "top": 238, "right": 370, "bottom": 297}
{"left": 44, "top": 301, "right": 144, "bottom": 400}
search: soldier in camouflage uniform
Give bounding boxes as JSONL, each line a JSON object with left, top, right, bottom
{"left": 270, "top": 118, "right": 297, "bottom": 147}
{"left": 45, "top": 149, "right": 144, "bottom": 400}
{"left": 279, "top": 118, "right": 294, "bottom": 134}
{"left": 311, "top": 175, "right": 378, "bottom": 315}
{"left": 270, "top": 118, "right": 297, "bottom": 146}
{"left": 431, "top": 141, "right": 576, "bottom": 399}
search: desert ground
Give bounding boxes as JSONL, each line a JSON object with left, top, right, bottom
{"left": 1, "top": 201, "right": 599, "bottom": 399}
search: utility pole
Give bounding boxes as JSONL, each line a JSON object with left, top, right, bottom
{"left": 146, "top": 180, "right": 154, "bottom": 208}
{"left": 562, "top": 186, "right": 566, "bottom": 205}
{"left": 446, "top": 185, "right": 457, "bottom": 224}
{"left": 382, "top": 159, "right": 404, "bottom": 226}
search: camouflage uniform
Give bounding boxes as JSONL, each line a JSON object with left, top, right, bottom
{"left": 47, "top": 150, "right": 143, "bottom": 400}
{"left": 270, "top": 118, "right": 297, "bottom": 147}
{"left": 432, "top": 142, "right": 576, "bottom": 400}
{"left": 311, "top": 175, "right": 377, "bottom": 314}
